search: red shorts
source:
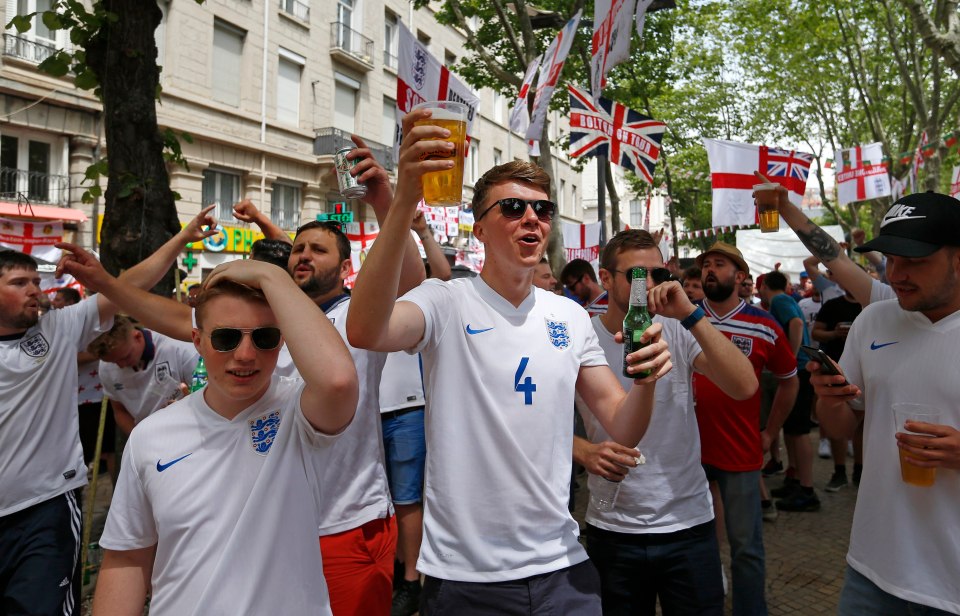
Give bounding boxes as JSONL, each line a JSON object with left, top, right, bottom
{"left": 319, "top": 515, "right": 398, "bottom": 616}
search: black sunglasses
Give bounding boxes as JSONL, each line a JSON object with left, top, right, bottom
{"left": 614, "top": 267, "right": 675, "bottom": 284}
{"left": 474, "top": 198, "right": 557, "bottom": 223}
{"left": 209, "top": 327, "right": 283, "bottom": 352}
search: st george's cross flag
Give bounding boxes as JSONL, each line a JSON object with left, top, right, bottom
{"left": 835, "top": 142, "right": 891, "bottom": 206}
{"left": 0, "top": 217, "right": 63, "bottom": 262}
{"left": 394, "top": 23, "right": 480, "bottom": 158}
{"left": 562, "top": 221, "right": 603, "bottom": 264}
{"left": 508, "top": 54, "right": 543, "bottom": 136}
{"left": 591, "top": 0, "right": 636, "bottom": 99}
{"left": 342, "top": 221, "right": 379, "bottom": 289}
{"left": 525, "top": 11, "right": 582, "bottom": 141}
{"left": 567, "top": 84, "right": 666, "bottom": 184}
{"left": 950, "top": 165, "right": 960, "bottom": 199}
{"left": 704, "top": 138, "right": 814, "bottom": 227}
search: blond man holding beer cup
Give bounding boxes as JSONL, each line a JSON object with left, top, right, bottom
{"left": 346, "top": 106, "right": 674, "bottom": 614}
{"left": 810, "top": 192, "right": 960, "bottom": 615}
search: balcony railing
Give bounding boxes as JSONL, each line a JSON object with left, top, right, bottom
{"left": 330, "top": 22, "right": 373, "bottom": 69}
{"left": 0, "top": 168, "right": 69, "bottom": 206}
{"left": 279, "top": 0, "right": 309, "bottom": 22}
{"left": 3, "top": 33, "right": 57, "bottom": 64}
{"left": 314, "top": 127, "right": 395, "bottom": 172}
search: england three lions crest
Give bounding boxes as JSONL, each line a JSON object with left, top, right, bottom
{"left": 545, "top": 319, "right": 570, "bottom": 350}
{"left": 731, "top": 335, "right": 753, "bottom": 356}
{"left": 249, "top": 410, "right": 281, "bottom": 455}
{"left": 20, "top": 333, "right": 50, "bottom": 358}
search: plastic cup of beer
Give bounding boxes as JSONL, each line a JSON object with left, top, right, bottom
{"left": 892, "top": 403, "right": 942, "bottom": 487}
{"left": 753, "top": 183, "right": 780, "bottom": 233}
{"left": 413, "top": 100, "right": 468, "bottom": 206}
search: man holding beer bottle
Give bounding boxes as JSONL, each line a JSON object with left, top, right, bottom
{"left": 811, "top": 192, "right": 960, "bottom": 615}
{"left": 573, "top": 230, "right": 757, "bottom": 615}
{"left": 346, "top": 107, "right": 676, "bottom": 613}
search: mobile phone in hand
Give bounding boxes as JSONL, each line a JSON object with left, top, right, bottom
{"left": 800, "top": 345, "right": 849, "bottom": 386}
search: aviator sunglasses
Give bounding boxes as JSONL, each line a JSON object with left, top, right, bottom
{"left": 474, "top": 198, "right": 557, "bottom": 223}
{"left": 209, "top": 327, "right": 283, "bottom": 352}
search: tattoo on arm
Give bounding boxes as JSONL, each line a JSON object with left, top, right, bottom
{"left": 795, "top": 224, "right": 841, "bottom": 262}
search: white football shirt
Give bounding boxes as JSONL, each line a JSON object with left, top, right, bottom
{"left": 0, "top": 297, "right": 109, "bottom": 516}
{"left": 379, "top": 351, "right": 425, "bottom": 413}
{"left": 839, "top": 300, "right": 960, "bottom": 613}
{"left": 99, "top": 331, "right": 199, "bottom": 424}
{"left": 100, "top": 376, "right": 336, "bottom": 615}
{"left": 401, "top": 277, "right": 607, "bottom": 582}
{"left": 581, "top": 315, "right": 714, "bottom": 533}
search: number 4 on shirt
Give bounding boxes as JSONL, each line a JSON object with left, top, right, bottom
{"left": 514, "top": 357, "right": 536, "bottom": 405}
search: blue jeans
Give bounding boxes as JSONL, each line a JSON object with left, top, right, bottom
{"left": 839, "top": 565, "right": 956, "bottom": 615}
{"left": 703, "top": 465, "right": 767, "bottom": 616}
{"left": 381, "top": 407, "right": 426, "bottom": 505}
{"left": 585, "top": 521, "right": 723, "bottom": 616}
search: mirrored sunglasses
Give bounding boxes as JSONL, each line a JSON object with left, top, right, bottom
{"left": 475, "top": 198, "right": 557, "bottom": 223}
{"left": 209, "top": 327, "right": 283, "bottom": 352}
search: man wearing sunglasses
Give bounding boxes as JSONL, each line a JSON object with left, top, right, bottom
{"left": 573, "top": 231, "right": 757, "bottom": 615}
{"left": 91, "top": 259, "right": 359, "bottom": 615}
{"left": 561, "top": 258, "right": 609, "bottom": 315}
{"left": 346, "top": 109, "right": 678, "bottom": 614}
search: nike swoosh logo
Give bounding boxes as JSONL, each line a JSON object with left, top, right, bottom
{"left": 156, "top": 453, "right": 192, "bottom": 472}
{"left": 870, "top": 341, "right": 899, "bottom": 350}
{"left": 465, "top": 325, "right": 494, "bottom": 335}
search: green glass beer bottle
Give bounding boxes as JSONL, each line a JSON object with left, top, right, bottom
{"left": 190, "top": 357, "right": 208, "bottom": 393}
{"left": 622, "top": 267, "right": 654, "bottom": 379}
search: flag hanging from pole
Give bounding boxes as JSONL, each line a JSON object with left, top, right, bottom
{"left": 591, "top": 0, "right": 636, "bottom": 99}
{"left": 508, "top": 54, "right": 543, "bottom": 136}
{"left": 704, "top": 138, "right": 814, "bottom": 227}
{"left": 567, "top": 84, "right": 665, "bottom": 184}
{"left": 562, "top": 221, "right": 602, "bottom": 264}
{"left": 395, "top": 24, "right": 480, "bottom": 158}
{"left": 0, "top": 218, "right": 63, "bottom": 262}
{"left": 525, "top": 10, "right": 582, "bottom": 141}
{"left": 835, "top": 142, "right": 891, "bottom": 205}
{"left": 342, "top": 221, "right": 379, "bottom": 289}
{"left": 950, "top": 165, "right": 960, "bottom": 199}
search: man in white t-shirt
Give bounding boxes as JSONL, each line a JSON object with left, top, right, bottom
{"left": 574, "top": 230, "right": 757, "bottom": 615}
{"left": 346, "top": 110, "right": 674, "bottom": 614}
{"left": 811, "top": 192, "right": 960, "bottom": 614}
{"left": 91, "top": 259, "right": 359, "bottom": 615}
{"left": 88, "top": 316, "right": 199, "bottom": 434}
{"left": 0, "top": 209, "right": 216, "bottom": 616}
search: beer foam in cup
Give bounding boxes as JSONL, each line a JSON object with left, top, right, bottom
{"left": 753, "top": 183, "right": 779, "bottom": 193}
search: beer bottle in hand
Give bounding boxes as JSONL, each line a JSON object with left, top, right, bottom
{"left": 623, "top": 267, "right": 653, "bottom": 379}
{"left": 190, "top": 357, "right": 208, "bottom": 393}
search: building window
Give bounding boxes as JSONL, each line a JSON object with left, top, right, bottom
{"left": 334, "top": 73, "right": 359, "bottom": 134}
{"left": 0, "top": 135, "right": 51, "bottom": 202}
{"left": 337, "top": 0, "right": 354, "bottom": 29}
{"left": 212, "top": 19, "right": 244, "bottom": 107}
{"left": 271, "top": 182, "right": 301, "bottom": 230}
{"left": 492, "top": 90, "right": 504, "bottom": 124}
{"left": 277, "top": 49, "right": 304, "bottom": 125}
{"left": 417, "top": 30, "right": 431, "bottom": 52}
{"left": 382, "top": 97, "right": 397, "bottom": 145}
{"left": 493, "top": 148, "right": 502, "bottom": 168}
{"left": 559, "top": 179, "right": 565, "bottom": 215}
{"left": 469, "top": 139, "right": 480, "bottom": 184}
{"left": 16, "top": 0, "right": 54, "bottom": 42}
{"left": 280, "top": 0, "right": 309, "bottom": 21}
{"left": 384, "top": 11, "right": 399, "bottom": 69}
{"left": 444, "top": 50, "right": 456, "bottom": 69}
{"left": 630, "top": 199, "right": 643, "bottom": 228}
{"left": 571, "top": 185, "right": 578, "bottom": 216}
{"left": 202, "top": 169, "right": 241, "bottom": 221}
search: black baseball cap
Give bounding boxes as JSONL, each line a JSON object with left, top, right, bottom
{"left": 854, "top": 191, "right": 960, "bottom": 257}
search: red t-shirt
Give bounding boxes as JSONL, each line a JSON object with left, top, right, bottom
{"left": 693, "top": 300, "right": 797, "bottom": 471}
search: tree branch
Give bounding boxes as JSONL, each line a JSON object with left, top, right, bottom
{"left": 447, "top": 0, "right": 522, "bottom": 88}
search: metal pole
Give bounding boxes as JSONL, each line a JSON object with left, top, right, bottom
{"left": 597, "top": 154, "right": 607, "bottom": 247}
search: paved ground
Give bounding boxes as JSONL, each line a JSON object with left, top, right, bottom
{"left": 81, "top": 431, "right": 857, "bottom": 615}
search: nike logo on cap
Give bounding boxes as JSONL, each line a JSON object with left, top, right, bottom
{"left": 156, "top": 453, "right": 192, "bottom": 472}
{"left": 870, "top": 340, "right": 898, "bottom": 350}
{"left": 465, "top": 324, "right": 494, "bottom": 335}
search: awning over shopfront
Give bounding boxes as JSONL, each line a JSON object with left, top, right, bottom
{"left": 0, "top": 201, "right": 87, "bottom": 222}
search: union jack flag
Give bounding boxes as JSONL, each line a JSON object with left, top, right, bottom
{"left": 567, "top": 84, "right": 666, "bottom": 184}
{"left": 760, "top": 146, "right": 815, "bottom": 196}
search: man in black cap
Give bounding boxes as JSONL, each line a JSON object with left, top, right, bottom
{"left": 810, "top": 192, "right": 960, "bottom": 614}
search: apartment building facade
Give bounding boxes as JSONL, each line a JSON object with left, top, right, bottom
{"left": 0, "top": 0, "right": 587, "bottom": 280}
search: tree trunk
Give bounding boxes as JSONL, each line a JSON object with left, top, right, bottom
{"left": 538, "top": 118, "right": 566, "bottom": 270}
{"left": 606, "top": 161, "right": 621, "bottom": 233}
{"left": 86, "top": 0, "right": 180, "bottom": 292}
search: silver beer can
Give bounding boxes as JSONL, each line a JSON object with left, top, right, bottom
{"left": 335, "top": 147, "right": 368, "bottom": 199}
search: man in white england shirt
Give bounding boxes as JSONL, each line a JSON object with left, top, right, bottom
{"left": 346, "top": 110, "right": 674, "bottom": 614}
{"left": 87, "top": 259, "right": 359, "bottom": 615}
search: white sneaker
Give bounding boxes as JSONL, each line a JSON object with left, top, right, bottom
{"left": 818, "top": 438, "right": 831, "bottom": 459}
